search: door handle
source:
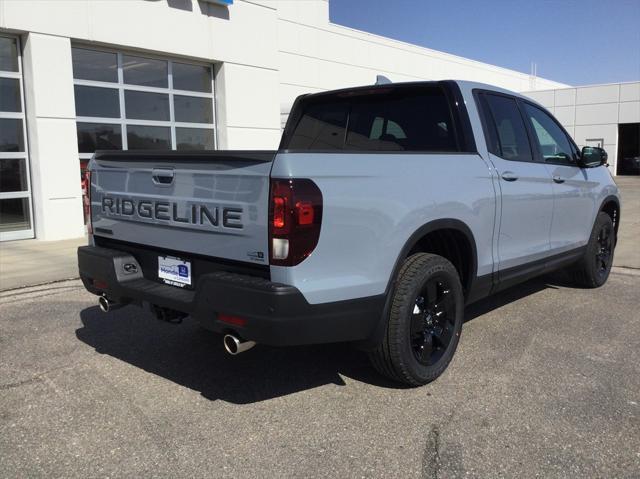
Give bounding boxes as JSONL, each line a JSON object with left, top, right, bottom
{"left": 152, "top": 168, "right": 174, "bottom": 185}
{"left": 501, "top": 172, "right": 518, "bottom": 182}
{"left": 553, "top": 176, "right": 565, "bottom": 184}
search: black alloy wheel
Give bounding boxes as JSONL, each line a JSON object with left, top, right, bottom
{"left": 410, "top": 276, "right": 456, "bottom": 366}
{"left": 369, "top": 253, "right": 464, "bottom": 386}
{"left": 572, "top": 211, "right": 615, "bottom": 288}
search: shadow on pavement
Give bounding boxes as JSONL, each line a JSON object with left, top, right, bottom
{"left": 464, "top": 276, "right": 559, "bottom": 323}
{"left": 76, "top": 275, "right": 564, "bottom": 403}
{"left": 76, "top": 306, "right": 404, "bottom": 404}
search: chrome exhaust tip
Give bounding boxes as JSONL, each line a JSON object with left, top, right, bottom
{"left": 223, "top": 334, "right": 256, "bottom": 355}
{"left": 98, "top": 295, "right": 121, "bottom": 313}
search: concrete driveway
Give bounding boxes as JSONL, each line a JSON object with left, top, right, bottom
{"left": 1, "top": 177, "right": 638, "bottom": 477}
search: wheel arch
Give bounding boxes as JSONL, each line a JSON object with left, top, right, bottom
{"left": 598, "top": 195, "right": 621, "bottom": 237}
{"left": 388, "top": 219, "right": 480, "bottom": 296}
{"left": 358, "top": 219, "right": 479, "bottom": 350}
{"left": 398, "top": 219, "right": 478, "bottom": 297}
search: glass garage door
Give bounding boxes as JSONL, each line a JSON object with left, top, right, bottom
{"left": 0, "top": 35, "right": 33, "bottom": 241}
{"left": 72, "top": 46, "right": 217, "bottom": 174}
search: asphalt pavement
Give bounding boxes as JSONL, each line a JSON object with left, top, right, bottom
{"left": 1, "top": 269, "right": 639, "bottom": 478}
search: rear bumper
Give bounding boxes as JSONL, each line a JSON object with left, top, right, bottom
{"left": 78, "top": 245, "right": 384, "bottom": 346}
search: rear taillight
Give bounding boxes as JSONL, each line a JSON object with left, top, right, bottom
{"left": 269, "top": 179, "right": 322, "bottom": 266}
{"left": 83, "top": 169, "right": 92, "bottom": 234}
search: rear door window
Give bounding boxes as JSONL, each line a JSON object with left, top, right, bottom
{"left": 482, "top": 94, "right": 533, "bottom": 162}
{"left": 284, "top": 86, "right": 459, "bottom": 152}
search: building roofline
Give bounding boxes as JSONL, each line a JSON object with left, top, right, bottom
{"left": 523, "top": 80, "right": 640, "bottom": 93}
{"left": 322, "top": 20, "right": 570, "bottom": 88}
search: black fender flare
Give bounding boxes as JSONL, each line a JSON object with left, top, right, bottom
{"left": 385, "top": 218, "right": 478, "bottom": 296}
{"left": 597, "top": 195, "right": 621, "bottom": 235}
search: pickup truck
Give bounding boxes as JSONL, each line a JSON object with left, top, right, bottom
{"left": 78, "top": 80, "right": 620, "bottom": 386}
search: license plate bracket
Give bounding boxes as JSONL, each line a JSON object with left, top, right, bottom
{"left": 158, "top": 255, "right": 192, "bottom": 288}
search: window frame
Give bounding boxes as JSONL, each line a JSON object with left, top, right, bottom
{"left": 0, "top": 33, "right": 34, "bottom": 241}
{"left": 518, "top": 99, "right": 581, "bottom": 167}
{"left": 473, "top": 89, "right": 539, "bottom": 164}
{"left": 72, "top": 44, "right": 217, "bottom": 162}
{"left": 279, "top": 81, "right": 477, "bottom": 154}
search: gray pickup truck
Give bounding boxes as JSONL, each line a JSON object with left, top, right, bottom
{"left": 78, "top": 80, "right": 620, "bottom": 385}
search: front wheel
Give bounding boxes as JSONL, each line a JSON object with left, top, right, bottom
{"left": 571, "top": 212, "right": 616, "bottom": 288}
{"left": 369, "top": 253, "right": 464, "bottom": 386}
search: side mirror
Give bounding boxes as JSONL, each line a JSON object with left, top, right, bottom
{"left": 580, "top": 146, "right": 608, "bottom": 168}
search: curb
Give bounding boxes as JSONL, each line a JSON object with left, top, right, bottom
{"left": 0, "top": 277, "right": 81, "bottom": 294}
{"left": 611, "top": 266, "right": 640, "bottom": 277}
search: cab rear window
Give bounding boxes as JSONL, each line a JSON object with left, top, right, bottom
{"left": 283, "top": 86, "right": 459, "bottom": 152}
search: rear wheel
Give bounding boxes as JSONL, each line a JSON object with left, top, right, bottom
{"left": 369, "top": 253, "right": 464, "bottom": 386}
{"left": 572, "top": 212, "right": 615, "bottom": 288}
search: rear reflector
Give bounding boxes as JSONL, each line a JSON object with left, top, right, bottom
{"left": 93, "top": 279, "right": 108, "bottom": 290}
{"left": 218, "top": 314, "right": 247, "bottom": 327}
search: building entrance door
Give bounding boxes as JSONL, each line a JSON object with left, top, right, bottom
{"left": 0, "top": 34, "right": 34, "bottom": 241}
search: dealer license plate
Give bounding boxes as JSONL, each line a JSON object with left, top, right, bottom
{"left": 158, "top": 255, "right": 192, "bottom": 288}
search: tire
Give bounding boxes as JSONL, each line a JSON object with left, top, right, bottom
{"left": 369, "top": 253, "right": 464, "bottom": 386}
{"left": 572, "top": 212, "right": 615, "bottom": 288}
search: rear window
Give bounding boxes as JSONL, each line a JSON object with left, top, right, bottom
{"left": 284, "top": 87, "right": 459, "bottom": 152}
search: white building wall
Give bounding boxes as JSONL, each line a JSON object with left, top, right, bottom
{"left": 524, "top": 82, "right": 640, "bottom": 175}
{"left": 21, "top": 34, "right": 85, "bottom": 240}
{"left": 0, "top": 0, "right": 569, "bottom": 240}
{"left": 0, "top": 0, "right": 284, "bottom": 148}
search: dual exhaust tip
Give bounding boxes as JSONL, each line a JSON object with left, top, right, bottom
{"left": 223, "top": 334, "right": 256, "bottom": 355}
{"left": 98, "top": 295, "right": 122, "bottom": 313}
{"left": 98, "top": 296, "right": 255, "bottom": 355}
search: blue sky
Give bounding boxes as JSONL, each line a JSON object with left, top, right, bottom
{"left": 329, "top": 0, "right": 640, "bottom": 86}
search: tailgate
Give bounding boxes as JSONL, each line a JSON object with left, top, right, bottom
{"left": 89, "top": 150, "right": 274, "bottom": 265}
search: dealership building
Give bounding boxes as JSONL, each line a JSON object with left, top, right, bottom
{"left": 0, "top": 0, "right": 638, "bottom": 242}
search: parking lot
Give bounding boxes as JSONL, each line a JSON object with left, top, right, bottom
{"left": 1, "top": 179, "right": 639, "bottom": 478}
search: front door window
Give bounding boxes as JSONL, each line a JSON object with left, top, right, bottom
{"left": 522, "top": 102, "right": 576, "bottom": 166}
